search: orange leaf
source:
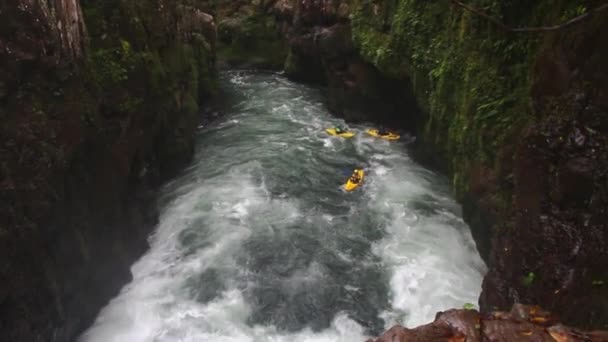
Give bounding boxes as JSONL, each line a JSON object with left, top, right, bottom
{"left": 531, "top": 316, "right": 548, "bottom": 324}
{"left": 548, "top": 331, "right": 569, "bottom": 342}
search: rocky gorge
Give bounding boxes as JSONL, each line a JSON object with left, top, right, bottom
{"left": 1, "top": 0, "right": 607, "bottom": 341}
{"left": 211, "top": 0, "right": 608, "bottom": 331}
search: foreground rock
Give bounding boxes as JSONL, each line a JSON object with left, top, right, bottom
{"left": 368, "top": 305, "right": 608, "bottom": 342}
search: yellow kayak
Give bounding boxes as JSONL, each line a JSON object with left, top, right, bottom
{"left": 367, "top": 129, "right": 400, "bottom": 141}
{"left": 326, "top": 128, "right": 355, "bottom": 138}
{"left": 344, "top": 169, "right": 365, "bottom": 192}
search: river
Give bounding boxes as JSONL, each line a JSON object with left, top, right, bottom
{"left": 80, "top": 71, "right": 485, "bottom": 342}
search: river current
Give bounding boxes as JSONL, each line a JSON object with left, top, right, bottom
{"left": 80, "top": 71, "right": 485, "bottom": 342}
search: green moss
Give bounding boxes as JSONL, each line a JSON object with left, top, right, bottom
{"left": 80, "top": 0, "right": 218, "bottom": 175}
{"left": 522, "top": 272, "right": 536, "bottom": 287}
{"left": 217, "top": 13, "right": 287, "bottom": 68}
{"left": 463, "top": 303, "right": 477, "bottom": 310}
{"left": 350, "top": 0, "right": 590, "bottom": 199}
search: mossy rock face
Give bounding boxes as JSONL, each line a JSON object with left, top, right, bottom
{"left": 0, "top": 1, "right": 218, "bottom": 340}
{"left": 350, "top": 0, "right": 608, "bottom": 329}
{"left": 351, "top": 0, "right": 535, "bottom": 195}
{"left": 349, "top": 0, "right": 595, "bottom": 197}
{"left": 217, "top": 13, "right": 288, "bottom": 69}
{"left": 84, "top": 0, "right": 218, "bottom": 176}
{"left": 283, "top": 47, "right": 325, "bottom": 83}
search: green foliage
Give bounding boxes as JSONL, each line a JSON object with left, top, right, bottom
{"left": 349, "top": 0, "right": 589, "bottom": 199}
{"left": 463, "top": 303, "right": 477, "bottom": 310}
{"left": 217, "top": 13, "right": 287, "bottom": 69}
{"left": 80, "top": 0, "right": 218, "bottom": 167}
{"left": 91, "top": 39, "right": 137, "bottom": 86}
{"left": 522, "top": 272, "right": 536, "bottom": 286}
{"left": 561, "top": 4, "right": 588, "bottom": 21}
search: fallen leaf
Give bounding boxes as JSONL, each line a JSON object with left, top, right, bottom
{"left": 548, "top": 331, "right": 569, "bottom": 342}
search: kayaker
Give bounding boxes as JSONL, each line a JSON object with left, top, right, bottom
{"left": 378, "top": 127, "right": 389, "bottom": 136}
{"left": 335, "top": 126, "right": 348, "bottom": 134}
{"left": 350, "top": 170, "right": 361, "bottom": 184}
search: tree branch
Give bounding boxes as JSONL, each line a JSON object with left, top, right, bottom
{"left": 450, "top": 0, "right": 608, "bottom": 33}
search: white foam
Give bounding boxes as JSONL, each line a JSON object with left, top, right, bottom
{"left": 322, "top": 137, "right": 334, "bottom": 148}
{"left": 272, "top": 104, "right": 291, "bottom": 114}
{"left": 230, "top": 74, "right": 248, "bottom": 85}
{"left": 81, "top": 167, "right": 369, "bottom": 342}
{"left": 372, "top": 164, "right": 389, "bottom": 176}
{"left": 365, "top": 160, "right": 485, "bottom": 328}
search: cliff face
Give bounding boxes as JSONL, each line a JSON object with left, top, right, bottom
{"left": 0, "top": 1, "right": 216, "bottom": 341}
{"left": 2, "top": 0, "right": 607, "bottom": 339}
{"left": 213, "top": 0, "right": 608, "bottom": 330}
{"left": 348, "top": 0, "right": 608, "bottom": 329}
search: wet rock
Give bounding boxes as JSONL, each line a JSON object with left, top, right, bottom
{"left": 510, "top": 304, "right": 558, "bottom": 326}
{"left": 556, "top": 157, "right": 594, "bottom": 205}
{"left": 271, "top": 0, "right": 294, "bottom": 20}
{"left": 366, "top": 323, "right": 462, "bottom": 342}
{"left": 177, "top": 6, "right": 217, "bottom": 43}
{"left": 316, "top": 24, "right": 354, "bottom": 58}
{"left": 547, "top": 325, "right": 603, "bottom": 342}
{"left": 216, "top": 7, "right": 287, "bottom": 69}
{"left": 337, "top": 3, "right": 350, "bottom": 20}
{"left": 368, "top": 305, "right": 608, "bottom": 342}
{"left": 482, "top": 319, "right": 553, "bottom": 341}
{"left": 0, "top": 81, "right": 6, "bottom": 99}
{"left": 435, "top": 309, "right": 481, "bottom": 341}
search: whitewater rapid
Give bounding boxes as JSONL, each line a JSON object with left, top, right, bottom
{"left": 80, "top": 71, "right": 485, "bottom": 342}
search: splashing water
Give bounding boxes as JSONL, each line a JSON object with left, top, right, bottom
{"left": 80, "top": 71, "right": 485, "bottom": 342}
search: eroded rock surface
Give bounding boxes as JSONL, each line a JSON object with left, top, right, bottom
{"left": 368, "top": 305, "right": 608, "bottom": 342}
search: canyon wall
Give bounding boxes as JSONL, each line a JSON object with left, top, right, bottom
{"left": 0, "top": 0, "right": 217, "bottom": 340}
{"left": 348, "top": 0, "right": 608, "bottom": 329}
{"left": 1, "top": 0, "right": 607, "bottom": 340}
